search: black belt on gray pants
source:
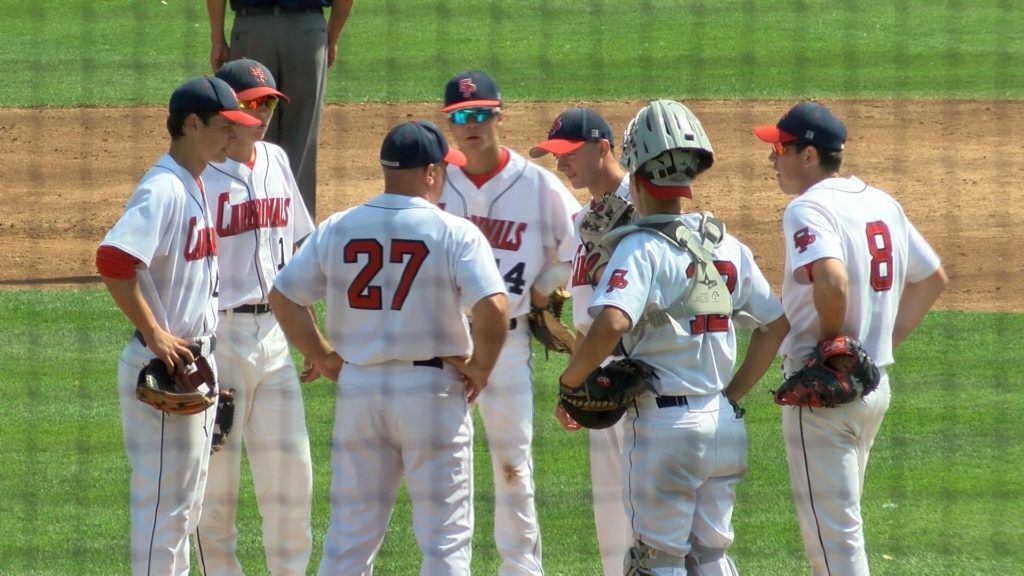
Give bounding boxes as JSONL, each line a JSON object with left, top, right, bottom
{"left": 655, "top": 395, "right": 688, "bottom": 409}
{"left": 412, "top": 357, "right": 444, "bottom": 370}
{"left": 235, "top": 6, "right": 323, "bottom": 16}
{"left": 229, "top": 303, "right": 272, "bottom": 314}
{"left": 134, "top": 330, "right": 217, "bottom": 355}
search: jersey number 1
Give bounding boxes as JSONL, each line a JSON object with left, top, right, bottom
{"left": 344, "top": 239, "right": 430, "bottom": 310}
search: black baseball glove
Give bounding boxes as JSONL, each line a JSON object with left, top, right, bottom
{"left": 773, "top": 336, "right": 881, "bottom": 408}
{"left": 558, "top": 359, "right": 655, "bottom": 429}
{"left": 136, "top": 348, "right": 217, "bottom": 415}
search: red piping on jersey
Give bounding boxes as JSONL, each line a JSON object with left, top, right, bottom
{"left": 463, "top": 148, "right": 510, "bottom": 188}
{"left": 96, "top": 245, "right": 141, "bottom": 279}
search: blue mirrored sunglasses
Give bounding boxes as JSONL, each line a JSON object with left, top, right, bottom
{"left": 447, "top": 108, "right": 499, "bottom": 126}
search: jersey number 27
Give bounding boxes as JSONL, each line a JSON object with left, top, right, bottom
{"left": 344, "top": 239, "right": 430, "bottom": 310}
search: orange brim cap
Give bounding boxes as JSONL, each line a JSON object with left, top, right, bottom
{"left": 220, "top": 110, "right": 262, "bottom": 127}
{"left": 444, "top": 148, "right": 467, "bottom": 167}
{"left": 528, "top": 139, "right": 586, "bottom": 158}
{"left": 236, "top": 86, "right": 290, "bottom": 102}
{"left": 442, "top": 99, "right": 501, "bottom": 113}
{"left": 752, "top": 125, "right": 797, "bottom": 144}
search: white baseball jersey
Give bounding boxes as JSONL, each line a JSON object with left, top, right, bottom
{"left": 568, "top": 174, "right": 631, "bottom": 334}
{"left": 440, "top": 148, "right": 580, "bottom": 318}
{"left": 274, "top": 193, "right": 507, "bottom": 366}
{"left": 100, "top": 154, "right": 219, "bottom": 339}
{"left": 202, "top": 141, "right": 315, "bottom": 309}
{"left": 590, "top": 213, "right": 784, "bottom": 397}
{"left": 780, "top": 176, "right": 941, "bottom": 371}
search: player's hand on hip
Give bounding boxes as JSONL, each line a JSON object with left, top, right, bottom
{"left": 313, "top": 352, "right": 343, "bottom": 383}
{"left": 443, "top": 356, "right": 490, "bottom": 403}
{"left": 210, "top": 42, "right": 229, "bottom": 72}
{"left": 554, "top": 401, "right": 581, "bottom": 432}
{"left": 144, "top": 328, "right": 193, "bottom": 373}
{"left": 299, "top": 357, "right": 323, "bottom": 383}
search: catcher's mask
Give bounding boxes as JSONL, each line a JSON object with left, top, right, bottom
{"left": 560, "top": 398, "right": 627, "bottom": 430}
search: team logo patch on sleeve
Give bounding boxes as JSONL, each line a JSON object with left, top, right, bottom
{"left": 793, "top": 227, "right": 816, "bottom": 253}
{"left": 606, "top": 269, "right": 629, "bottom": 292}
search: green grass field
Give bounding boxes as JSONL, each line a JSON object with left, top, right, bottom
{"left": 2, "top": 0, "right": 1023, "bottom": 574}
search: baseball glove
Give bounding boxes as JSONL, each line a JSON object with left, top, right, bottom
{"left": 210, "top": 389, "right": 235, "bottom": 454}
{"left": 773, "top": 336, "right": 881, "bottom": 408}
{"left": 558, "top": 358, "right": 655, "bottom": 429}
{"left": 528, "top": 288, "right": 575, "bottom": 354}
{"left": 578, "top": 192, "right": 635, "bottom": 284}
{"left": 136, "top": 350, "right": 217, "bottom": 416}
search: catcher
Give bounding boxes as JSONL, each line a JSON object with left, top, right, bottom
{"left": 560, "top": 100, "right": 788, "bottom": 575}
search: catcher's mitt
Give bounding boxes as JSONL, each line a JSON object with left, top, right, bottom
{"left": 578, "top": 192, "right": 635, "bottom": 284}
{"left": 773, "top": 336, "right": 881, "bottom": 408}
{"left": 136, "top": 350, "right": 217, "bottom": 416}
{"left": 559, "top": 358, "right": 655, "bottom": 429}
{"left": 210, "top": 389, "right": 235, "bottom": 454}
{"left": 528, "top": 288, "right": 575, "bottom": 355}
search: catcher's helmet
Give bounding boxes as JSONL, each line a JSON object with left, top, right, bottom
{"left": 620, "top": 100, "right": 714, "bottom": 189}
{"left": 559, "top": 398, "right": 626, "bottom": 430}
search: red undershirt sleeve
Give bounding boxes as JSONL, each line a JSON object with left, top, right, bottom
{"left": 96, "top": 245, "right": 142, "bottom": 280}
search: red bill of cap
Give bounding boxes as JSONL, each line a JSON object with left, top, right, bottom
{"left": 444, "top": 148, "right": 467, "bottom": 167}
{"left": 220, "top": 110, "right": 262, "bottom": 127}
{"left": 236, "top": 86, "right": 290, "bottom": 102}
{"left": 752, "top": 125, "right": 797, "bottom": 144}
{"left": 528, "top": 139, "right": 586, "bottom": 158}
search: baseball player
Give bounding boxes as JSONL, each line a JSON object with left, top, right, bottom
{"left": 269, "top": 120, "right": 510, "bottom": 575}
{"left": 193, "top": 59, "right": 316, "bottom": 576}
{"left": 528, "top": 106, "right": 632, "bottom": 576}
{"left": 439, "top": 70, "right": 581, "bottom": 575}
{"left": 753, "top": 101, "right": 947, "bottom": 576}
{"left": 560, "top": 100, "right": 789, "bottom": 576}
{"left": 95, "top": 76, "right": 259, "bottom": 575}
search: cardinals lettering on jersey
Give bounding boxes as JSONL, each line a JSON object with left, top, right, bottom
{"left": 185, "top": 217, "right": 217, "bottom": 261}
{"left": 467, "top": 215, "right": 527, "bottom": 251}
{"left": 216, "top": 193, "right": 292, "bottom": 237}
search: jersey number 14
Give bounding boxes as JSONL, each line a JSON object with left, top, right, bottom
{"left": 344, "top": 239, "right": 430, "bottom": 310}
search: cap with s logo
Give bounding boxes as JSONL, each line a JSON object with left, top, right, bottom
{"left": 168, "top": 76, "right": 261, "bottom": 127}
{"left": 529, "top": 107, "right": 614, "bottom": 158}
{"left": 442, "top": 70, "right": 501, "bottom": 113}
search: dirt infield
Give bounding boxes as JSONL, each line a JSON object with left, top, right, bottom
{"left": 1, "top": 101, "right": 1020, "bottom": 311}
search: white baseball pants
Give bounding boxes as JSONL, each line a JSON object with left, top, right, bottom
{"left": 118, "top": 338, "right": 216, "bottom": 576}
{"left": 782, "top": 376, "right": 891, "bottom": 576}
{"left": 317, "top": 361, "right": 475, "bottom": 576}
{"left": 588, "top": 421, "right": 631, "bottom": 576}
{"left": 474, "top": 320, "right": 544, "bottom": 575}
{"left": 195, "top": 311, "right": 313, "bottom": 576}
{"left": 623, "top": 392, "right": 747, "bottom": 565}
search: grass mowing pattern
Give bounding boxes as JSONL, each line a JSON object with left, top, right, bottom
{"left": 3, "top": 0, "right": 1024, "bottom": 107}
{"left": 0, "top": 290, "right": 1020, "bottom": 574}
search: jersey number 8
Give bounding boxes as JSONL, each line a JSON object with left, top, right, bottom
{"left": 344, "top": 239, "right": 430, "bottom": 310}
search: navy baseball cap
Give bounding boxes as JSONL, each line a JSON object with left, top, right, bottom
{"left": 380, "top": 121, "right": 467, "bottom": 169}
{"left": 529, "top": 107, "right": 614, "bottom": 158}
{"left": 442, "top": 70, "right": 501, "bottom": 113}
{"left": 168, "top": 76, "right": 260, "bottom": 127}
{"left": 753, "top": 101, "right": 846, "bottom": 150}
{"left": 215, "top": 58, "right": 289, "bottom": 102}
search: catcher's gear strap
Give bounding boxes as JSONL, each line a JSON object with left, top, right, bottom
{"left": 624, "top": 542, "right": 687, "bottom": 575}
{"left": 598, "top": 213, "right": 733, "bottom": 325}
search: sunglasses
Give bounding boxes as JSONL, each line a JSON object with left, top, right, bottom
{"left": 771, "top": 141, "right": 802, "bottom": 157}
{"left": 239, "top": 96, "right": 279, "bottom": 113}
{"left": 447, "top": 108, "right": 498, "bottom": 126}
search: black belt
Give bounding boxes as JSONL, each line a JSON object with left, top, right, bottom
{"left": 655, "top": 395, "right": 689, "bottom": 409}
{"left": 412, "top": 357, "right": 444, "bottom": 370}
{"left": 231, "top": 303, "right": 272, "bottom": 314}
{"left": 134, "top": 330, "right": 217, "bottom": 355}
{"left": 235, "top": 5, "right": 323, "bottom": 16}
{"left": 509, "top": 317, "right": 518, "bottom": 330}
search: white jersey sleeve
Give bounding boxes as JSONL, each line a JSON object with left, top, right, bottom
{"left": 275, "top": 194, "right": 506, "bottom": 366}
{"left": 100, "top": 155, "right": 220, "bottom": 339}
{"left": 906, "top": 219, "right": 941, "bottom": 282}
{"left": 542, "top": 170, "right": 582, "bottom": 263}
